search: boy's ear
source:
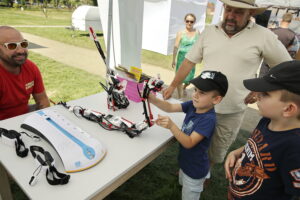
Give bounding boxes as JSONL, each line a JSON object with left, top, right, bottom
{"left": 282, "top": 102, "right": 299, "bottom": 118}
{"left": 213, "top": 95, "right": 223, "bottom": 105}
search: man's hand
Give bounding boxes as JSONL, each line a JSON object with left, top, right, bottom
{"left": 244, "top": 91, "right": 258, "bottom": 104}
{"left": 162, "top": 86, "right": 176, "bottom": 100}
{"left": 155, "top": 114, "right": 174, "bottom": 129}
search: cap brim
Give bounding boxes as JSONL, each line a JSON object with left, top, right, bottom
{"left": 243, "top": 78, "right": 283, "bottom": 92}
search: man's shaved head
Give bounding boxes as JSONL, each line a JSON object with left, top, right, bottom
{"left": 0, "top": 26, "right": 24, "bottom": 43}
{"left": 0, "top": 26, "right": 28, "bottom": 69}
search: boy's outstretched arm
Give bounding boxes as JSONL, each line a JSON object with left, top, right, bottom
{"left": 156, "top": 114, "right": 205, "bottom": 149}
{"left": 224, "top": 146, "right": 244, "bottom": 182}
{"left": 148, "top": 93, "right": 182, "bottom": 113}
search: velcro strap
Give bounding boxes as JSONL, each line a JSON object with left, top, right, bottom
{"left": 46, "top": 166, "right": 70, "bottom": 185}
{"left": 0, "top": 128, "right": 28, "bottom": 157}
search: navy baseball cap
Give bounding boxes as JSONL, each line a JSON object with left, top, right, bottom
{"left": 190, "top": 70, "right": 228, "bottom": 96}
{"left": 244, "top": 60, "right": 300, "bottom": 95}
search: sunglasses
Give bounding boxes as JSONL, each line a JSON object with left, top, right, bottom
{"left": 186, "top": 20, "right": 195, "bottom": 24}
{"left": 2, "top": 40, "right": 29, "bottom": 50}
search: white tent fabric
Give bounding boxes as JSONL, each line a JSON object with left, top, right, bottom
{"left": 142, "top": 0, "right": 208, "bottom": 55}
{"left": 211, "top": 0, "right": 223, "bottom": 24}
{"left": 72, "top": 5, "right": 102, "bottom": 31}
{"left": 256, "top": 0, "right": 300, "bottom": 8}
{"left": 97, "top": 0, "right": 144, "bottom": 69}
{"left": 97, "top": 0, "right": 208, "bottom": 70}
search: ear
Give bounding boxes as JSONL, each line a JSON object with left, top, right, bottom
{"left": 212, "top": 95, "right": 223, "bottom": 105}
{"left": 249, "top": 10, "right": 256, "bottom": 17}
{"left": 282, "top": 103, "right": 299, "bottom": 118}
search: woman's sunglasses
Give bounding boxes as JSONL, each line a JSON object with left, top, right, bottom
{"left": 2, "top": 40, "right": 29, "bottom": 50}
{"left": 185, "top": 20, "right": 195, "bottom": 24}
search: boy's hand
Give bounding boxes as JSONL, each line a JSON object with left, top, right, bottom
{"left": 224, "top": 150, "right": 239, "bottom": 182}
{"left": 155, "top": 114, "right": 174, "bottom": 129}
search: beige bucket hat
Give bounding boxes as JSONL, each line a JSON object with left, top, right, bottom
{"left": 220, "top": 0, "right": 267, "bottom": 15}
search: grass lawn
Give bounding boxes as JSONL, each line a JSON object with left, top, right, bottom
{"left": 0, "top": 7, "right": 207, "bottom": 70}
{"left": 0, "top": 7, "right": 71, "bottom": 25}
{"left": 28, "top": 51, "right": 104, "bottom": 103}
{"left": 18, "top": 26, "right": 176, "bottom": 69}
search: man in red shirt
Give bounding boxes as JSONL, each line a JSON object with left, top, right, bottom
{"left": 0, "top": 26, "right": 50, "bottom": 120}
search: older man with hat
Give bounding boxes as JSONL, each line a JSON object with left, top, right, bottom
{"left": 163, "top": 0, "right": 292, "bottom": 172}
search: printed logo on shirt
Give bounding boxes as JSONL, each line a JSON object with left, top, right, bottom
{"left": 290, "top": 168, "right": 300, "bottom": 188}
{"left": 229, "top": 129, "right": 276, "bottom": 197}
{"left": 25, "top": 81, "right": 34, "bottom": 90}
{"left": 182, "top": 120, "right": 194, "bottom": 135}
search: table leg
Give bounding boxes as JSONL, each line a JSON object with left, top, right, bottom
{"left": 0, "top": 163, "right": 13, "bottom": 200}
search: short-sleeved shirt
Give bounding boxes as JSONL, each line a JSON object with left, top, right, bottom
{"left": 178, "top": 100, "right": 216, "bottom": 179}
{"left": 0, "top": 59, "right": 45, "bottom": 120}
{"left": 186, "top": 21, "right": 291, "bottom": 114}
{"left": 271, "top": 27, "right": 296, "bottom": 48}
{"left": 228, "top": 118, "right": 300, "bottom": 200}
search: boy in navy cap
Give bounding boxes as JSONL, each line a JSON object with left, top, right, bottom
{"left": 149, "top": 70, "right": 228, "bottom": 200}
{"left": 225, "top": 60, "right": 300, "bottom": 200}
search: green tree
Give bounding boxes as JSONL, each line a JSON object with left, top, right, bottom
{"left": 91, "top": 0, "right": 96, "bottom": 6}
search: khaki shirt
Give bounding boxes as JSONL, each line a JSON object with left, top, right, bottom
{"left": 186, "top": 21, "right": 291, "bottom": 114}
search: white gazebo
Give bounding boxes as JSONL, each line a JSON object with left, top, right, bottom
{"left": 72, "top": 5, "right": 103, "bottom": 32}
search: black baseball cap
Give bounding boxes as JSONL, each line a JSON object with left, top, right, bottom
{"left": 243, "top": 60, "right": 300, "bottom": 95}
{"left": 190, "top": 70, "right": 228, "bottom": 96}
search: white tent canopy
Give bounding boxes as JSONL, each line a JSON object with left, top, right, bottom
{"left": 97, "top": 0, "right": 208, "bottom": 70}
{"left": 256, "top": 0, "right": 300, "bottom": 8}
{"left": 72, "top": 5, "right": 103, "bottom": 32}
{"left": 143, "top": 0, "right": 208, "bottom": 55}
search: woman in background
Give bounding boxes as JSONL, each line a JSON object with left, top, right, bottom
{"left": 172, "top": 13, "right": 200, "bottom": 98}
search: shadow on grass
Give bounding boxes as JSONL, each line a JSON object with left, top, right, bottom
{"left": 11, "top": 129, "right": 251, "bottom": 200}
{"left": 78, "top": 33, "right": 104, "bottom": 37}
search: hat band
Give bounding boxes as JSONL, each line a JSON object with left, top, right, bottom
{"left": 230, "top": 0, "right": 256, "bottom": 6}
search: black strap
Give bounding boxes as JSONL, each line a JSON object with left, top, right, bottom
{"left": 0, "top": 128, "right": 28, "bottom": 158}
{"left": 29, "top": 145, "right": 70, "bottom": 186}
{"left": 46, "top": 166, "right": 70, "bottom": 185}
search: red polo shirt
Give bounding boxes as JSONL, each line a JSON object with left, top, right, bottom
{"left": 0, "top": 59, "right": 45, "bottom": 120}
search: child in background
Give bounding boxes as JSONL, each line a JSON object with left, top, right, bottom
{"left": 149, "top": 70, "right": 228, "bottom": 200}
{"left": 225, "top": 60, "right": 300, "bottom": 200}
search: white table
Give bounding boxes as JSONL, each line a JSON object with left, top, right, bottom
{"left": 0, "top": 92, "right": 184, "bottom": 200}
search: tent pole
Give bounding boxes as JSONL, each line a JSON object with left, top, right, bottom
{"left": 106, "top": 0, "right": 113, "bottom": 71}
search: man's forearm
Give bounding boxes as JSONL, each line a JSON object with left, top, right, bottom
{"left": 37, "top": 101, "right": 50, "bottom": 109}
{"left": 170, "top": 59, "right": 195, "bottom": 87}
{"left": 33, "top": 91, "right": 50, "bottom": 110}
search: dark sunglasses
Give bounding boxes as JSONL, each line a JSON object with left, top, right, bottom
{"left": 2, "top": 40, "right": 29, "bottom": 50}
{"left": 185, "top": 20, "right": 194, "bottom": 24}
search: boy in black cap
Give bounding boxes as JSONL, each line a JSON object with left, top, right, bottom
{"left": 225, "top": 60, "right": 300, "bottom": 200}
{"left": 149, "top": 70, "right": 228, "bottom": 200}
